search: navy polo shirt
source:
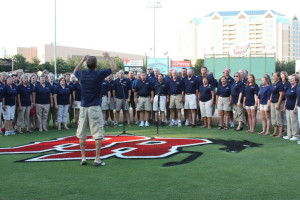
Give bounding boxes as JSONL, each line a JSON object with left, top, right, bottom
{"left": 285, "top": 85, "right": 297, "bottom": 110}
{"left": 109, "top": 80, "right": 115, "bottom": 92}
{"left": 154, "top": 81, "right": 168, "bottom": 95}
{"left": 282, "top": 81, "right": 291, "bottom": 101}
{"left": 114, "top": 78, "right": 131, "bottom": 99}
{"left": 259, "top": 85, "right": 271, "bottom": 105}
{"left": 244, "top": 84, "right": 259, "bottom": 106}
{"left": 196, "top": 75, "right": 215, "bottom": 88}
{"left": 216, "top": 84, "right": 231, "bottom": 97}
{"left": 167, "top": 78, "right": 184, "bottom": 95}
{"left": 270, "top": 81, "right": 284, "bottom": 103}
{"left": 101, "top": 80, "right": 111, "bottom": 96}
{"left": 55, "top": 85, "right": 71, "bottom": 105}
{"left": 17, "top": 84, "right": 32, "bottom": 107}
{"left": 164, "top": 75, "right": 172, "bottom": 84}
{"left": 4, "top": 84, "right": 17, "bottom": 106}
{"left": 34, "top": 84, "right": 52, "bottom": 104}
{"left": 75, "top": 68, "right": 111, "bottom": 107}
{"left": 183, "top": 76, "right": 197, "bottom": 94}
{"left": 296, "top": 84, "right": 300, "bottom": 107}
{"left": 199, "top": 84, "right": 214, "bottom": 102}
{"left": 0, "top": 82, "right": 4, "bottom": 103}
{"left": 46, "top": 82, "right": 58, "bottom": 94}
{"left": 243, "top": 78, "right": 248, "bottom": 85}
{"left": 135, "top": 80, "right": 153, "bottom": 97}
{"left": 218, "top": 76, "right": 234, "bottom": 86}
{"left": 73, "top": 82, "right": 82, "bottom": 101}
{"left": 230, "top": 81, "right": 244, "bottom": 104}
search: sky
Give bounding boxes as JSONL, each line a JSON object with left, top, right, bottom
{"left": 1, "top": 0, "right": 300, "bottom": 60}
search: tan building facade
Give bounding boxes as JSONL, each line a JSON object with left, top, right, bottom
{"left": 17, "top": 47, "right": 38, "bottom": 63}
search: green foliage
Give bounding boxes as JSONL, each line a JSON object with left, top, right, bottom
{"left": 193, "top": 58, "right": 205, "bottom": 76}
{"left": 275, "top": 60, "right": 296, "bottom": 74}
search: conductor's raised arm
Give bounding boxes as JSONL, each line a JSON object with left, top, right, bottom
{"left": 103, "top": 52, "right": 116, "bottom": 73}
{"left": 73, "top": 55, "right": 89, "bottom": 74}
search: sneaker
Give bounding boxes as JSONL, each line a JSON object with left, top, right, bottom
{"left": 104, "top": 121, "right": 108, "bottom": 126}
{"left": 161, "top": 122, "right": 165, "bottom": 127}
{"left": 283, "top": 136, "right": 290, "bottom": 140}
{"left": 111, "top": 121, "right": 116, "bottom": 126}
{"left": 169, "top": 121, "right": 175, "bottom": 127}
{"left": 135, "top": 120, "right": 140, "bottom": 125}
{"left": 145, "top": 121, "right": 149, "bottom": 127}
{"left": 139, "top": 121, "right": 144, "bottom": 127}
{"left": 174, "top": 120, "right": 178, "bottom": 125}
{"left": 11, "top": 130, "right": 16, "bottom": 135}
{"left": 5, "top": 131, "right": 10, "bottom": 136}
{"left": 185, "top": 120, "right": 190, "bottom": 126}
{"left": 298, "top": 141, "right": 300, "bottom": 144}
{"left": 178, "top": 122, "right": 182, "bottom": 127}
{"left": 290, "top": 137, "right": 299, "bottom": 141}
{"left": 230, "top": 121, "right": 235, "bottom": 128}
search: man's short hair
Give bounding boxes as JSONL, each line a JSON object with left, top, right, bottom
{"left": 87, "top": 56, "right": 97, "bottom": 69}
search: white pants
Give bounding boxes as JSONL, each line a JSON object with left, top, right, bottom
{"left": 57, "top": 105, "right": 69, "bottom": 123}
{"left": 199, "top": 100, "right": 213, "bottom": 117}
{"left": 286, "top": 109, "right": 299, "bottom": 138}
{"left": 153, "top": 95, "right": 166, "bottom": 112}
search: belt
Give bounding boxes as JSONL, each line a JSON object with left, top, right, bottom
{"left": 139, "top": 96, "right": 150, "bottom": 98}
{"left": 171, "top": 94, "right": 180, "bottom": 96}
{"left": 102, "top": 95, "right": 107, "bottom": 97}
{"left": 156, "top": 94, "right": 166, "bottom": 96}
{"left": 185, "top": 93, "right": 195, "bottom": 95}
{"left": 219, "top": 96, "right": 229, "bottom": 98}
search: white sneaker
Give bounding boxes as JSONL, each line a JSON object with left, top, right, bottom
{"left": 290, "top": 137, "right": 299, "bottom": 141}
{"left": 185, "top": 120, "right": 189, "bottom": 126}
{"left": 174, "top": 120, "right": 178, "bottom": 125}
{"left": 111, "top": 121, "right": 116, "bottom": 126}
{"left": 139, "top": 121, "right": 144, "bottom": 127}
{"left": 5, "top": 131, "right": 10, "bottom": 136}
{"left": 178, "top": 122, "right": 182, "bottom": 127}
{"left": 297, "top": 141, "right": 300, "bottom": 144}
{"left": 230, "top": 121, "right": 235, "bottom": 128}
{"left": 104, "top": 121, "right": 108, "bottom": 126}
{"left": 145, "top": 121, "right": 149, "bottom": 127}
{"left": 169, "top": 121, "right": 175, "bottom": 127}
{"left": 283, "top": 136, "right": 290, "bottom": 140}
{"left": 135, "top": 120, "right": 140, "bottom": 125}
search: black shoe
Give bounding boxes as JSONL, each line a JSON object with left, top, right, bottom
{"left": 80, "top": 160, "right": 87, "bottom": 165}
{"left": 93, "top": 161, "right": 106, "bottom": 167}
{"left": 155, "top": 122, "right": 159, "bottom": 126}
{"left": 161, "top": 122, "right": 165, "bottom": 127}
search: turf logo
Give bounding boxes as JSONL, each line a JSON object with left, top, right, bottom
{"left": 0, "top": 136, "right": 262, "bottom": 167}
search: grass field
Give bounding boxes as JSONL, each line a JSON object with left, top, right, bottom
{"left": 0, "top": 124, "right": 300, "bottom": 200}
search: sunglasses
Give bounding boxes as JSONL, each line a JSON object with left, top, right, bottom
{"left": 234, "top": 76, "right": 239, "bottom": 77}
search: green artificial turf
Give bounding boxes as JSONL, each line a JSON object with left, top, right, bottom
{"left": 0, "top": 124, "right": 300, "bottom": 200}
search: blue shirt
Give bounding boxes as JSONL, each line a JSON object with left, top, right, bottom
{"left": 108, "top": 80, "right": 115, "bottom": 92}
{"left": 101, "top": 80, "right": 111, "bottom": 96}
{"left": 244, "top": 84, "right": 259, "bottom": 106}
{"left": 199, "top": 84, "right": 214, "bottom": 102}
{"left": 297, "top": 84, "right": 300, "bottom": 107}
{"left": 34, "top": 84, "right": 52, "bottom": 104}
{"left": 154, "top": 81, "right": 169, "bottom": 95}
{"left": 259, "top": 85, "right": 271, "bottom": 105}
{"left": 285, "top": 84, "right": 297, "bottom": 110}
{"left": 135, "top": 80, "right": 153, "bottom": 97}
{"left": 164, "top": 75, "right": 172, "bottom": 84}
{"left": 4, "top": 84, "right": 17, "bottom": 106}
{"left": 17, "top": 84, "right": 32, "bottom": 107}
{"left": 183, "top": 76, "right": 197, "bottom": 94}
{"left": 114, "top": 78, "right": 131, "bottom": 99}
{"left": 282, "top": 81, "right": 291, "bottom": 101}
{"left": 196, "top": 75, "right": 215, "bottom": 88}
{"left": 46, "top": 82, "right": 58, "bottom": 94}
{"left": 73, "top": 82, "right": 82, "bottom": 101}
{"left": 55, "top": 85, "right": 71, "bottom": 105}
{"left": 129, "top": 78, "right": 136, "bottom": 100}
{"left": 75, "top": 68, "right": 111, "bottom": 107}
{"left": 0, "top": 82, "right": 4, "bottom": 103}
{"left": 230, "top": 81, "right": 244, "bottom": 104}
{"left": 216, "top": 84, "right": 231, "bottom": 97}
{"left": 167, "top": 78, "right": 184, "bottom": 95}
{"left": 270, "top": 81, "right": 284, "bottom": 103}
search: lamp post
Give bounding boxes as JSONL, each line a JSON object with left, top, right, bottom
{"left": 147, "top": 0, "right": 162, "bottom": 58}
{"left": 54, "top": 0, "right": 57, "bottom": 80}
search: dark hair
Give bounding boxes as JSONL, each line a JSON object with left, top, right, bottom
{"left": 87, "top": 56, "right": 97, "bottom": 69}
{"left": 11, "top": 74, "right": 17, "bottom": 78}
{"left": 246, "top": 74, "right": 256, "bottom": 87}
{"left": 158, "top": 73, "right": 164, "bottom": 77}
{"left": 201, "top": 66, "right": 208, "bottom": 71}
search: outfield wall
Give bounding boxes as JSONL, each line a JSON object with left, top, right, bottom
{"left": 204, "top": 54, "right": 275, "bottom": 83}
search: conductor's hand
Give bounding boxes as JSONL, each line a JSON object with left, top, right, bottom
{"left": 103, "top": 52, "right": 110, "bottom": 59}
{"left": 82, "top": 55, "right": 89, "bottom": 62}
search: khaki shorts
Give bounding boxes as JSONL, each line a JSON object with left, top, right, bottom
{"left": 217, "top": 97, "right": 231, "bottom": 111}
{"left": 137, "top": 97, "right": 152, "bottom": 111}
{"left": 169, "top": 94, "right": 183, "bottom": 109}
{"left": 72, "top": 101, "right": 81, "bottom": 109}
{"left": 153, "top": 95, "right": 166, "bottom": 112}
{"left": 233, "top": 104, "right": 244, "bottom": 122}
{"left": 184, "top": 94, "right": 197, "bottom": 109}
{"left": 245, "top": 106, "right": 255, "bottom": 110}
{"left": 260, "top": 104, "right": 269, "bottom": 111}
{"left": 199, "top": 100, "right": 213, "bottom": 117}
{"left": 76, "top": 106, "right": 104, "bottom": 140}
{"left": 101, "top": 96, "right": 109, "bottom": 111}
{"left": 116, "top": 98, "right": 129, "bottom": 111}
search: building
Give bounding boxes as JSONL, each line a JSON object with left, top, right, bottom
{"left": 17, "top": 47, "right": 38, "bottom": 63}
{"left": 44, "top": 44, "right": 145, "bottom": 63}
{"left": 0, "top": 47, "right": 7, "bottom": 59}
{"left": 180, "top": 10, "right": 300, "bottom": 63}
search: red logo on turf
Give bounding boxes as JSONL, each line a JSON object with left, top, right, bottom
{"left": 0, "top": 135, "right": 212, "bottom": 163}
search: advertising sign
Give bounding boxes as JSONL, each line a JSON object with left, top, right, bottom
{"left": 123, "top": 59, "right": 144, "bottom": 73}
{"left": 171, "top": 61, "right": 191, "bottom": 72}
{"left": 147, "top": 58, "right": 168, "bottom": 74}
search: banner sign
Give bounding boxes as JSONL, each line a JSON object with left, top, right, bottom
{"left": 123, "top": 59, "right": 144, "bottom": 67}
{"left": 147, "top": 58, "right": 168, "bottom": 75}
{"left": 124, "top": 66, "right": 144, "bottom": 73}
{"left": 171, "top": 61, "right": 191, "bottom": 72}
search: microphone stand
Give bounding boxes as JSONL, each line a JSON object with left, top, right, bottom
{"left": 117, "top": 81, "right": 133, "bottom": 136}
{"left": 155, "top": 83, "right": 162, "bottom": 138}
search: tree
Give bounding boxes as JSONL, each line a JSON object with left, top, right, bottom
{"left": 193, "top": 59, "right": 204, "bottom": 76}
{"left": 275, "top": 60, "right": 296, "bottom": 75}
{"left": 12, "top": 54, "right": 28, "bottom": 71}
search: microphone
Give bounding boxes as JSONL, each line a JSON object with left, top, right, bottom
{"left": 120, "top": 82, "right": 126, "bottom": 86}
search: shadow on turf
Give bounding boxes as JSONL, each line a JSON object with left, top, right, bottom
{"left": 162, "top": 139, "right": 262, "bottom": 167}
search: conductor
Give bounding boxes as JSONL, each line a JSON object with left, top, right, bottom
{"left": 74, "top": 53, "right": 116, "bottom": 166}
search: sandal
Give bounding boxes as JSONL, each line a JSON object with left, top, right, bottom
{"left": 235, "top": 127, "right": 243, "bottom": 131}
{"left": 80, "top": 160, "right": 87, "bottom": 165}
{"left": 258, "top": 131, "right": 265, "bottom": 135}
{"left": 264, "top": 132, "right": 270, "bottom": 136}
{"left": 26, "top": 129, "right": 33, "bottom": 133}
{"left": 276, "top": 135, "right": 283, "bottom": 138}
{"left": 218, "top": 126, "right": 223, "bottom": 130}
{"left": 270, "top": 133, "right": 278, "bottom": 137}
{"left": 93, "top": 161, "right": 106, "bottom": 167}
{"left": 223, "top": 127, "right": 229, "bottom": 130}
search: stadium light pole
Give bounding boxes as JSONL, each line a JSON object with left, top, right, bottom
{"left": 147, "top": 0, "right": 162, "bottom": 58}
{"left": 54, "top": 0, "right": 57, "bottom": 80}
